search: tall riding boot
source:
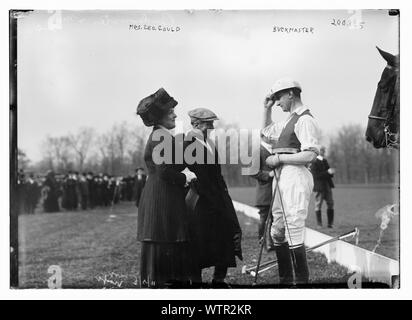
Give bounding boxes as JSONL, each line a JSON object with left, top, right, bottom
{"left": 274, "top": 242, "right": 294, "bottom": 286}
{"left": 327, "top": 209, "right": 334, "bottom": 228}
{"left": 315, "top": 210, "right": 322, "bottom": 226}
{"left": 291, "top": 245, "right": 309, "bottom": 286}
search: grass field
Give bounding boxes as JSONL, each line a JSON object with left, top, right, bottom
{"left": 230, "top": 184, "right": 399, "bottom": 260}
{"left": 18, "top": 184, "right": 398, "bottom": 289}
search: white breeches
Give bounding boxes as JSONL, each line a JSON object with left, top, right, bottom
{"left": 270, "top": 165, "right": 314, "bottom": 247}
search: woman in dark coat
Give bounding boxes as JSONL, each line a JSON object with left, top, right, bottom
{"left": 42, "top": 171, "right": 60, "bottom": 213}
{"left": 136, "top": 88, "right": 196, "bottom": 288}
{"left": 62, "top": 172, "right": 78, "bottom": 210}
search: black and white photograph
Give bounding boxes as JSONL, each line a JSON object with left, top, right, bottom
{"left": 8, "top": 7, "right": 402, "bottom": 295}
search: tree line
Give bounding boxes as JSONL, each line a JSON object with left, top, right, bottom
{"left": 327, "top": 124, "right": 399, "bottom": 184}
{"left": 18, "top": 122, "right": 398, "bottom": 186}
{"left": 20, "top": 122, "right": 151, "bottom": 177}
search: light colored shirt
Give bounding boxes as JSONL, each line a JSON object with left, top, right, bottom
{"left": 261, "top": 140, "right": 274, "bottom": 154}
{"left": 158, "top": 125, "right": 174, "bottom": 136}
{"left": 260, "top": 105, "right": 321, "bottom": 154}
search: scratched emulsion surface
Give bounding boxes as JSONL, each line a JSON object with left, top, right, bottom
{"left": 18, "top": 200, "right": 355, "bottom": 288}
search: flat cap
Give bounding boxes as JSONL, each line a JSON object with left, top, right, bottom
{"left": 188, "top": 107, "right": 219, "bottom": 121}
{"left": 269, "top": 78, "right": 302, "bottom": 96}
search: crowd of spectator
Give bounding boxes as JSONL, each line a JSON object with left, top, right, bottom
{"left": 16, "top": 168, "right": 147, "bottom": 214}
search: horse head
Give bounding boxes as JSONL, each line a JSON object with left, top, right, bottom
{"left": 365, "top": 47, "right": 399, "bottom": 148}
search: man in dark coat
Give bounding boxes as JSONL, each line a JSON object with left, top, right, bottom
{"left": 86, "top": 172, "right": 96, "bottom": 209}
{"left": 17, "top": 171, "right": 26, "bottom": 215}
{"left": 102, "top": 174, "right": 110, "bottom": 207}
{"left": 63, "top": 171, "right": 78, "bottom": 210}
{"left": 133, "top": 168, "right": 147, "bottom": 207}
{"left": 112, "top": 177, "right": 122, "bottom": 204}
{"left": 185, "top": 107, "right": 243, "bottom": 288}
{"left": 126, "top": 175, "right": 135, "bottom": 201}
{"left": 42, "top": 171, "right": 60, "bottom": 213}
{"left": 78, "top": 172, "right": 89, "bottom": 210}
{"left": 95, "top": 175, "right": 104, "bottom": 207}
{"left": 249, "top": 136, "right": 275, "bottom": 251}
{"left": 309, "top": 146, "right": 335, "bottom": 228}
{"left": 24, "top": 173, "right": 40, "bottom": 214}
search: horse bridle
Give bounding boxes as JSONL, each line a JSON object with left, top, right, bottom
{"left": 367, "top": 114, "right": 399, "bottom": 149}
{"left": 368, "top": 65, "right": 399, "bottom": 148}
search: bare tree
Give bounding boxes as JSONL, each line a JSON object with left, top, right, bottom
{"left": 96, "top": 122, "right": 147, "bottom": 176}
{"left": 128, "top": 124, "right": 150, "bottom": 172}
{"left": 17, "top": 148, "right": 31, "bottom": 171}
{"left": 113, "top": 122, "right": 129, "bottom": 174}
{"left": 67, "top": 127, "right": 95, "bottom": 172}
{"left": 40, "top": 135, "right": 56, "bottom": 171}
{"left": 42, "top": 135, "right": 73, "bottom": 172}
{"left": 57, "top": 137, "right": 73, "bottom": 172}
{"left": 97, "top": 133, "right": 114, "bottom": 174}
{"left": 328, "top": 124, "right": 397, "bottom": 184}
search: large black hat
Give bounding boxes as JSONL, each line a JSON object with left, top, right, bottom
{"left": 136, "top": 88, "right": 178, "bottom": 126}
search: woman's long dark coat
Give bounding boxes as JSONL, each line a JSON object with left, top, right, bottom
{"left": 137, "top": 127, "right": 192, "bottom": 287}
{"left": 137, "top": 127, "right": 189, "bottom": 242}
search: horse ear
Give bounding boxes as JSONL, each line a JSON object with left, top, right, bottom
{"left": 376, "top": 46, "right": 398, "bottom": 67}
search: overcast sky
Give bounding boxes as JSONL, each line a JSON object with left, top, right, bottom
{"left": 17, "top": 9, "right": 399, "bottom": 161}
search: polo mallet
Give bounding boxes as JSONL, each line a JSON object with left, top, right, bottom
{"left": 243, "top": 228, "right": 359, "bottom": 276}
{"left": 252, "top": 176, "right": 277, "bottom": 286}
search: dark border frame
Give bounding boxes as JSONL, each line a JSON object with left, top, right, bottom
{"left": 10, "top": 10, "right": 18, "bottom": 288}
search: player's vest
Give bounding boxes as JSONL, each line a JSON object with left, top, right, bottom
{"left": 274, "top": 109, "right": 313, "bottom": 153}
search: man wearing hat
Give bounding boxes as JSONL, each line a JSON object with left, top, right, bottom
{"left": 309, "top": 145, "right": 335, "bottom": 228}
{"left": 261, "top": 78, "right": 320, "bottom": 286}
{"left": 42, "top": 170, "right": 60, "bottom": 213}
{"left": 185, "top": 107, "right": 243, "bottom": 288}
{"left": 86, "top": 172, "right": 96, "bottom": 209}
